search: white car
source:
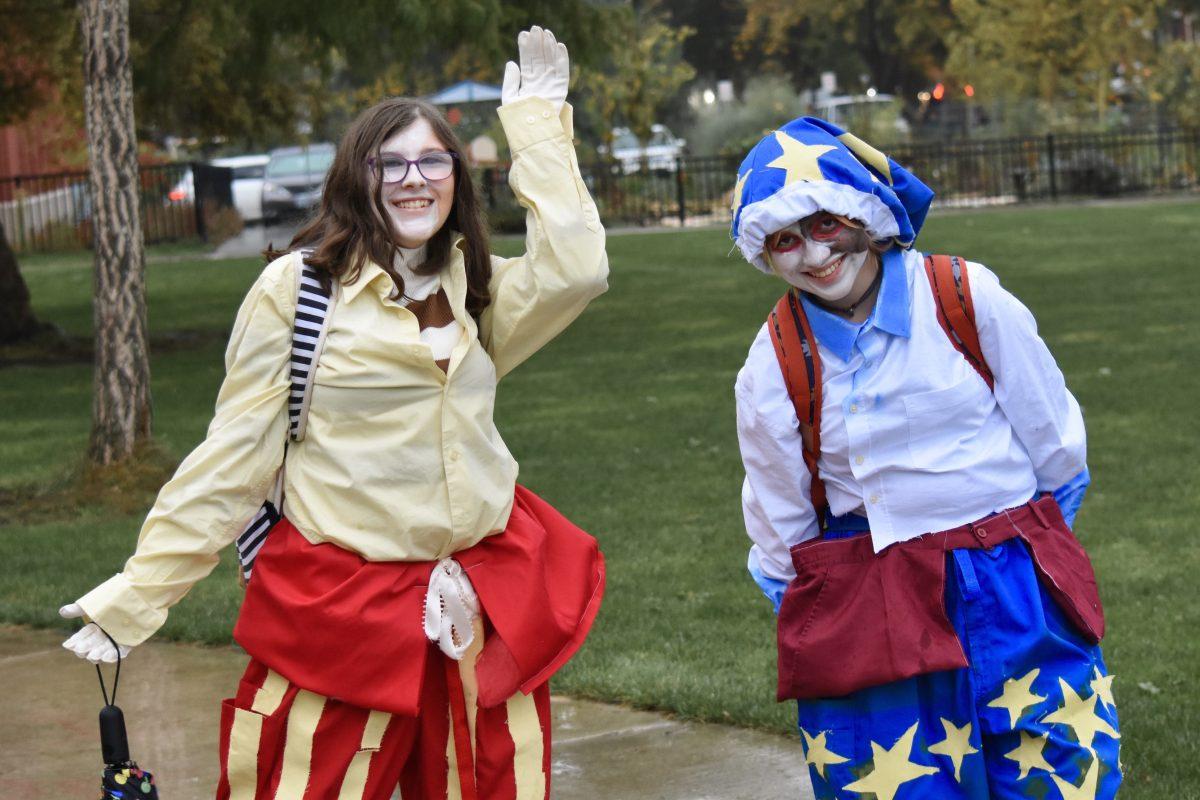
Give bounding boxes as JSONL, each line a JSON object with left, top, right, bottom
{"left": 166, "top": 154, "right": 270, "bottom": 223}
{"left": 607, "top": 125, "right": 687, "bottom": 174}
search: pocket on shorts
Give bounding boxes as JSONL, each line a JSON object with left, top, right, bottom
{"left": 219, "top": 692, "right": 289, "bottom": 797}
{"left": 778, "top": 538, "right": 969, "bottom": 700}
{"left": 1019, "top": 501, "right": 1105, "bottom": 643}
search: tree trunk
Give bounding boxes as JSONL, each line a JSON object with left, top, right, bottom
{"left": 80, "top": 0, "right": 152, "bottom": 465}
{"left": 0, "top": 219, "right": 43, "bottom": 343}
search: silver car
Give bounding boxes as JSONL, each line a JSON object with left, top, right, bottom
{"left": 261, "top": 144, "right": 336, "bottom": 222}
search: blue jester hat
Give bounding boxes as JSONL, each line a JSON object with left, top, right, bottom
{"left": 731, "top": 117, "right": 935, "bottom": 273}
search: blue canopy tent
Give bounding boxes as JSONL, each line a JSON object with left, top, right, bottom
{"left": 426, "top": 81, "right": 504, "bottom": 105}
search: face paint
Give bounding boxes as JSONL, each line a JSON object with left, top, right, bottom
{"left": 374, "top": 117, "right": 456, "bottom": 248}
{"left": 765, "top": 213, "right": 870, "bottom": 302}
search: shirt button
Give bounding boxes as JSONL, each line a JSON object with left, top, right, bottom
{"left": 869, "top": 494, "right": 879, "bottom": 504}
{"left": 448, "top": 449, "right": 460, "bottom": 462}
{"left": 525, "top": 115, "right": 535, "bottom": 124}
{"left": 542, "top": 110, "right": 551, "bottom": 118}
{"left": 850, "top": 404, "right": 859, "bottom": 414}
{"left": 855, "top": 455, "right": 865, "bottom": 465}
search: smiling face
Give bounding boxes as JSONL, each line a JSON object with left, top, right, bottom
{"left": 765, "top": 212, "right": 872, "bottom": 302}
{"left": 375, "top": 117, "right": 456, "bottom": 248}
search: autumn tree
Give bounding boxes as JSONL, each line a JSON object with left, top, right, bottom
{"left": 734, "top": 0, "right": 957, "bottom": 100}
{"left": 575, "top": 2, "right": 696, "bottom": 148}
{"left": 945, "top": 0, "right": 1164, "bottom": 127}
{"left": 80, "top": 0, "right": 152, "bottom": 464}
{"left": 0, "top": 0, "right": 77, "bottom": 344}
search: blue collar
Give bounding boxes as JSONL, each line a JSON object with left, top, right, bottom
{"left": 799, "top": 248, "right": 911, "bottom": 362}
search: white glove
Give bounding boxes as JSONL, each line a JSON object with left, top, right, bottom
{"left": 60, "top": 603, "right": 132, "bottom": 663}
{"left": 501, "top": 25, "right": 569, "bottom": 113}
{"left": 423, "top": 558, "right": 480, "bottom": 661}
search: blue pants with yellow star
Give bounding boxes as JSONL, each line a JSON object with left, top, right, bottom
{"left": 797, "top": 538, "right": 1121, "bottom": 800}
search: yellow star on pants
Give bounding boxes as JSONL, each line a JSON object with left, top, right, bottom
{"left": 987, "top": 668, "right": 1047, "bottom": 728}
{"left": 731, "top": 169, "right": 752, "bottom": 213}
{"left": 1003, "top": 730, "right": 1054, "bottom": 780}
{"left": 1050, "top": 753, "right": 1101, "bottom": 800}
{"left": 800, "top": 728, "right": 850, "bottom": 779}
{"left": 1090, "top": 667, "right": 1116, "bottom": 712}
{"left": 1042, "top": 678, "right": 1120, "bottom": 751}
{"left": 926, "top": 718, "right": 979, "bottom": 782}
{"left": 842, "top": 721, "right": 938, "bottom": 800}
{"left": 766, "top": 131, "right": 835, "bottom": 186}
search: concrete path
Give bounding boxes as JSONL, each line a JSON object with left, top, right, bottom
{"left": 1, "top": 627, "right": 813, "bottom": 799}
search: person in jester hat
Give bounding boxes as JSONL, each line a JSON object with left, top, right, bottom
{"left": 730, "top": 117, "right": 1121, "bottom": 799}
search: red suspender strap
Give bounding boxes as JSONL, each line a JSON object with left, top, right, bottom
{"left": 923, "top": 254, "right": 995, "bottom": 391}
{"left": 768, "top": 289, "right": 828, "bottom": 524}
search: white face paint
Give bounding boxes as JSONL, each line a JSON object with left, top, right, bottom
{"left": 765, "top": 221, "right": 869, "bottom": 302}
{"left": 376, "top": 118, "right": 455, "bottom": 248}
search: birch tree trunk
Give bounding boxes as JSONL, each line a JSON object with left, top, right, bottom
{"left": 0, "top": 219, "right": 43, "bottom": 343}
{"left": 80, "top": 0, "right": 152, "bottom": 464}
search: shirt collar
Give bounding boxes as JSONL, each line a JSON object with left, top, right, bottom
{"left": 798, "top": 247, "right": 911, "bottom": 362}
{"left": 338, "top": 237, "right": 466, "bottom": 305}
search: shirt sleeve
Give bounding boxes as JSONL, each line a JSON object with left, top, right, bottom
{"left": 969, "top": 261, "right": 1087, "bottom": 491}
{"left": 76, "top": 254, "right": 296, "bottom": 646}
{"left": 479, "top": 97, "right": 609, "bottom": 379}
{"left": 735, "top": 325, "right": 821, "bottom": 588}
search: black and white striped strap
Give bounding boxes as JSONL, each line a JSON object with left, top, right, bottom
{"left": 289, "top": 263, "right": 336, "bottom": 442}
{"left": 235, "top": 256, "right": 337, "bottom": 580}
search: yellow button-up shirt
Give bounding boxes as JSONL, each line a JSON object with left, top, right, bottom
{"left": 79, "top": 97, "right": 608, "bottom": 646}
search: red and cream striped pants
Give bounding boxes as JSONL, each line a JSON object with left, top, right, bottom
{"left": 216, "top": 620, "right": 551, "bottom": 800}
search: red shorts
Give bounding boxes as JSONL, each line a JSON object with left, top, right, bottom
{"left": 776, "top": 495, "right": 1104, "bottom": 700}
{"left": 233, "top": 484, "right": 605, "bottom": 715}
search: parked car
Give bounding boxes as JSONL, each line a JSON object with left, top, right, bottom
{"left": 604, "top": 125, "right": 687, "bottom": 174}
{"left": 261, "top": 143, "right": 337, "bottom": 222}
{"left": 165, "top": 155, "right": 270, "bottom": 222}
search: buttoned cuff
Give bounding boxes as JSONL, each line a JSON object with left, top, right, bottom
{"left": 498, "top": 97, "right": 573, "bottom": 152}
{"left": 76, "top": 573, "right": 167, "bottom": 647}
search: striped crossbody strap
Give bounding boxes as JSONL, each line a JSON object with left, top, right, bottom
{"left": 767, "top": 255, "right": 992, "bottom": 528}
{"left": 235, "top": 256, "right": 337, "bottom": 580}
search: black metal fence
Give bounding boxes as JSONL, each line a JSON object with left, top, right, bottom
{"left": 0, "top": 162, "right": 232, "bottom": 254}
{"left": 5, "top": 129, "right": 1198, "bottom": 253}
{"left": 482, "top": 127, "right": 1200, "bottom": 230}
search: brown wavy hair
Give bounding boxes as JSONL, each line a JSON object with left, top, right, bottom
{"left": 266, "top": 98, "right": 492, "bottom": 321}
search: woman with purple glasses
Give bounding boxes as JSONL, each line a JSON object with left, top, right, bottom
{"left": 62, "top": 26, "right": 607, "bottom": 799}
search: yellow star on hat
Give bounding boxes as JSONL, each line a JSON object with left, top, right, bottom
{"left": 766, "top": 131, "right": 835, "bottom": 186}
{"left": 731, "top": 169, "right": 752, "bottom": 213}
{"left": 1090, "top": 667, "right": 1116, "bottom": 712}
{"left": 801, "top": 728, "right": 850, "bottom": 779}
{"left": 841, "top": 721, "right": 938, "bottom": 800}
{"left": 1042, "top": 678, "right": 1120, "bottom": 751}
{"left": 1003, "top": 730, "right": 1054, "bottom": 780}
{"left": 1050, "top": 753, "right": 1101, "bottom": 800}
{"left": 987, "top": 668, "right": 1047, "bottom": 729}
{"left": 927, "top": 718, "right": 979, "bottom": 782}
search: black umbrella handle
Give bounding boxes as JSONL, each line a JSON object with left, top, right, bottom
{"left": 95, "top": 629, "right": 130, "bottom": 766}
{"left": 94, "top": 629, "right": 121, "bottom": 705}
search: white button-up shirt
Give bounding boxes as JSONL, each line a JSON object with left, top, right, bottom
{"left": 735, "top": 247, "right": 1086, "bottom": 582}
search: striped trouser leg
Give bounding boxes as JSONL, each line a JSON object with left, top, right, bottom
{"left": 402, "top": 619, "right": 554, "bottom": 800}
{"left": 216, "top": 634, "right": 553, "bottom": 800}
{"left": 216, "top": 660, "right": 417, "bottom": 800}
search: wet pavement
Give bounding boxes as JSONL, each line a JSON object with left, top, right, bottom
{"left": 210, "top": 221, "right": 302, "bottom": 260}
{"left": 2, "top": 626, "right": 813, "bottom": 799}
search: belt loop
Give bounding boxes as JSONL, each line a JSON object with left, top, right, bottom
{"left": 952, "top": 549, "right": 980, "bottom": 600}
{"left": 1029, "top": 497, "right": 1051, "bottom": 529}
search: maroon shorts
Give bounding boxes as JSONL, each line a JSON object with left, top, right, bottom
{"left": 776, "top": 495, "right": 1104, "bottom": 700}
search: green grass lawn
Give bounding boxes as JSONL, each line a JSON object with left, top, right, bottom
{"left": 3, "top": 200, "right": 1198, "bottom": 796}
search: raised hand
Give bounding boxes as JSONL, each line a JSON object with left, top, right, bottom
{"left": 60, "top": 602, "right": 131, "bottom": 663}
{"left": 501, "top": 26, "right": 569, "bottom": 113}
